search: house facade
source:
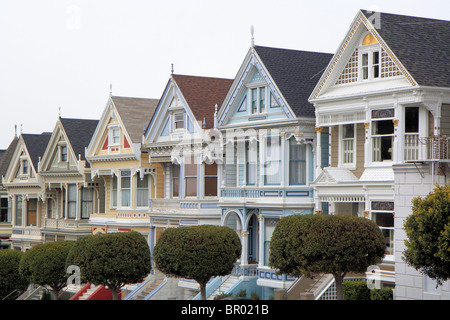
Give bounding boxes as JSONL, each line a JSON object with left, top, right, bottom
{"left": 0, "top": 135, "right": 19, "bottom": 249}
{"left": 216, "top": 44, "right": 332, "bottom": 299}
{"left": 143, "top": 74, "right": 233, "bottom": 256}
{"left": 37, "top": 117, "right": 100, "bottom": 243}
{"left": 309, "top": 10, "right": 450, "bottom": 297}
{"left": 85, "top": 95, "right": 163, "bottom": 240}
{"left": 2, "top": 132, "right": 51, "bottom": 250}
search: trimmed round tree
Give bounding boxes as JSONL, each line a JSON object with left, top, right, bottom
{"left": 403, "top": 183, "right": 450, "bottom": 286}
{"left": 153, "top": 225, "right": 241, "bottom": 300}
{"left": 66, "top": 231, "right": 151, "bottom": 300}
{"left": 0, "top": 249, "right": 28, "bottom": 300}
{"left": 19, "top": 241, "right": 75, "bottom": 299}
{"left": 269, "top": 214, "right": 385, "bottom": 300}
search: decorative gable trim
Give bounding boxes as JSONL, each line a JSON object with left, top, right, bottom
{"left": 218, "top": 48, "right": 295, "bottom": 127}
{"left": 310, "top": 10, "right": 417, "bottom": 101}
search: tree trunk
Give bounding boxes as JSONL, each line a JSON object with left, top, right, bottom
{"left": 111, "top": 288, "right": 119, "bottom": 300}
{"left": 333, "top": 273, "right": 346, "bottom": 300}
{"left": 200, "top": 282, "right": 207, "bottom": 300}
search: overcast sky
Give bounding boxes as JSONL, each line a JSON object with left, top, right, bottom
{"left": 0, "top": 0, "right": 448, "bottom": 148}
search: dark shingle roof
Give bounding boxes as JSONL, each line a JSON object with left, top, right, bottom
{"left": 361, "top": 9, "right": 450, "bottom": 87}
{"left": 254, "top": 45, "right": 333, "bottom": 118}
{"left": 172, "top": 74, "right": 233, "bottom": 128}
{"left": 22, "top": 133, "right": 52, "bottom": 172}
{"left": 60, "top": 118, "right": 99, "bottom": 165}
{"left": 111, "top": 96, "right": 159, "bottom": 143}
{"left": 0, "top": 136, "right": 19, "bottom": 177}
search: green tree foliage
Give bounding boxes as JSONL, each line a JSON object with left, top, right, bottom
{"left": 0, "top": 249, "right": 28, "bottom": 300}
{"left": 153, "top": 225, "right": 241, "bottom": 300}
{"left": 403, "top": 183, "right": 450, "bottom": 286}
{"left": 269, "top": 214, "right": 385, "bottom": 300}
{"left": 66, "top": 231, "right": 151, "bottom": 300}
{"left": 19, "top": 241, "right": 75, "bottom": 300}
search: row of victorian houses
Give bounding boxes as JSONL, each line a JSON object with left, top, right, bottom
{"left": 0, "top": 10, "right": 449, "bottom": 300}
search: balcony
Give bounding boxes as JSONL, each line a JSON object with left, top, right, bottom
{"left": 42, "top": 218, "right": 91, "bottom": 230}
{"left": 404, "top": 135, "right": 449, "bottom": 162}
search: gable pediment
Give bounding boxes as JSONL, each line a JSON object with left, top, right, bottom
{"left": 218, "top": 49, "right": 295, "bottom": 128}
{"left": 145, "top": 79, "right": 203, "bottom": 145}
{"left": 310, "top": 10, "right": 417, "bottom": 101}
{"left": 4, "top": 138, "right": 36, "bottom": 184}
{"left": 86, "top": 99, "right": 135, "bottom": 160}
{"left": 40, "top": 122, "right": 78, "bottom": 173}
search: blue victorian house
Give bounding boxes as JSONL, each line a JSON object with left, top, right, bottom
{"left": 216, "top": 43, "right": 332, "bottom": 299}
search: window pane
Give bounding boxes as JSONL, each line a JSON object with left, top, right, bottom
{"left": 259, "top": 87, "right": 265, "bottom": 113}
{"left": 137, "top": 176, "right": 149, "bottom": 207}
{"left": 172, "top": 164, "right": 180, "bottom": 197}
{"left": 205, "top": 177, "right": 217, "bottom": 196}
{"left": 289, "top": 140, "right": 306, "bottom": 185}
{"left": 343, "top": 124, "right": 354, "bottom": 139}
{"left": 112, "top": 176, "right": 118, "bottom": 207}
{"left": 204, "top": 163, "right": 217, "bottom": 176}
{"left": 405, "top": 107, "right": 419, "bottom": 133}
{"left": 27, "top": 199, "right": 37, "bottom": 226}
{"left": 185, "top": 177, "right": 197, "bottom": 197}
{"left": 251, "top": 88, "right": 257, "bottom": 114}
{"left": 15, "top": 196, "right": 22, "bottom": 226}
{"left": 81, "top": 188, "right": 93, "bottom": 218}
{"left": 185, "top": 162, "right": 197, "bottom": 176}
{"left": 68, "top": 184, "right": 77, "bottom": 218}
{"left": 0, "top": 198, "right": 8, "bottom": 223}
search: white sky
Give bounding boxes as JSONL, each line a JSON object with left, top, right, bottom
{"left": 0, "top": 0, "right": 449, "bottom": 148}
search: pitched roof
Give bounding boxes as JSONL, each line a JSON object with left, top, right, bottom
{"left": 22, "top": 133, "right": 52, "bottom": 172}
{"left": 361, "top": 9, "right": 450, "bottom": 88}
{"left": 111, "top": 96, "right": 159, "bottom": 143}
{"left": 60, "top": 118, "right": 99, "bottom": 164}
{"left": 254, "top": 45, "right": 333, "bottom": 118}
{"left": 171, "top": 74, "right": 233, "bottom": 128}
{"left": 0, "top": 136, "right": 19, "bottom": 178}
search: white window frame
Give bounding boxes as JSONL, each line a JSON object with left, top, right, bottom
{"left": 339, "top": 124, "right": 356, "bottom": 168}
{"left": 359, "top": 43, "right": 381, "bottom": 82}
{"left": 136, "top": 175, "right": 149, "bottom": 208}
{"left": 174, "top": 111, "right": 185, "bottom": 130}
{"left": 59, "top": 145, "right": 68, "bottom": 162}
{"left": 108, "top": 125, "right": 121, "bottom": 147}
{"left": 247, "top": 84, "right": 267, "bottom": 115}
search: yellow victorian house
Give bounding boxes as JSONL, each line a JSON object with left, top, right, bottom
{"left": 85, "top": 95, "right": 163, "bottom": 240}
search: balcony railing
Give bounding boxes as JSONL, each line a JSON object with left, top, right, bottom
{"left": 404, "top": 135, "right": 449, "bottom": 162}
{"left": 423, "top": 135, "right": 449, "bottom": 161}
